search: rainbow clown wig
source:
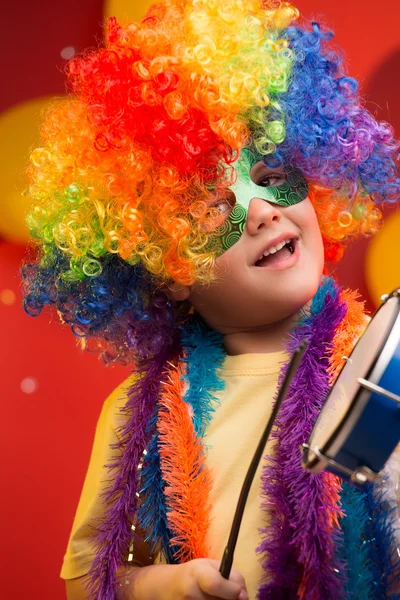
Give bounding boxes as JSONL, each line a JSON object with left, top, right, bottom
{"left": 23, "top": 0, "right": 399, "bottom": 365}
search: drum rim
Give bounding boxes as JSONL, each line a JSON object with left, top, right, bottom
{"left": 303, "top": 292, "right": 400, "bottom": 473}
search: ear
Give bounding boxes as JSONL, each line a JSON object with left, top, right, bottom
{"left": 164, "top": 281, "right": 192, "bottom": 302}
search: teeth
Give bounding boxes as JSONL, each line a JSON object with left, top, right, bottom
{"left": 257, "top": 238, "right": 292, "bottom": 262}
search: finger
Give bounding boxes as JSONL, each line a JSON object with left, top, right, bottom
{"left": 201, "top": 591, "right": 249, "bottom": 600}
{"left": 204, "top": 560, "right": 247, "bottom": 592}
{"left": 225, "top": 566, "right": 247, "bottom": 591}
{"left": 197, "top": 567, "right": 244, "bottom": 600}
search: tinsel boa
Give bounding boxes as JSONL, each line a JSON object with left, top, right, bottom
{"left": 87, "top": 278, "right": 400, "bottom": 599}
{"left": 257, "top": 278, "right": 348, "bottom": 600}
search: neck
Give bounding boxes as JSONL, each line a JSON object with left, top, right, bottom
{"left": 221, "top": 311, "right": 302, "bottom": 355}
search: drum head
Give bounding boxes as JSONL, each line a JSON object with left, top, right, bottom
{"left": 304, "top": 293, "right": 400, "bottom": 470}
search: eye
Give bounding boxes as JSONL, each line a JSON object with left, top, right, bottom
{"left": 200, "top": 190, "right": 236, "bottom": 232}
{"left": 257, "top": 172, "right": 287, "bottom": 187}
{"left": 214, "top": 200, "right": 231, "bottom": 214}
{"left": 250, "top": 160, "right": 287, "bottom": 188}
{"left": 210, "top": 189, "right": 236, "bottom": 214}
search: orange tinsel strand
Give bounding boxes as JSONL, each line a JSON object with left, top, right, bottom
{"left": 323, "top": 289, "right": 369, "bottom": 530}
{"left": 157, "top": 361, "right": 213, "bottom": 562}
{"left": 329, "top": 288, "right": 368, "bottom": 382}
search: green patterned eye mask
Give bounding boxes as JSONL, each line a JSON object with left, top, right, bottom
{"left": 215, "top": 151, "right": 308, "bottom": 254}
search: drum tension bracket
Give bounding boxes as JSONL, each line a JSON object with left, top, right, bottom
{"left": 301, "top": 444, "right": 379, "bottom": 484}
{"left": 357, "top": 377, "right": 400, "bottom": 405}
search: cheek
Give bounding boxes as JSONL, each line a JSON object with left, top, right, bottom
{"left": 214, "top": 242, "right": 242, "bottom": 277}
{"left": 311, "top": 213, "right": 324, "bottom": 264}
{"left": 302, "top": 206, "right": 325, "bottom": 277}
{"left": 298, "top": 200, "right": 323, "bottom": 247}
{"left": 195, "top": 246, "right": 241, "bottom": 296}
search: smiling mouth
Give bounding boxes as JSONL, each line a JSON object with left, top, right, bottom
{"left": 254, "top": 238, "right": 297, "bottom": 267}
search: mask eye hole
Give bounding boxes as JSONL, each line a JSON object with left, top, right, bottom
{"left": 256, "top": 172, "right": 287, "bottom": 187}
{"left": 250, "top": 161, "right": 287, "bottom": 188}
{"left": 200, "top": 190, "right": 236, "bottom": 232}
{"left": 215, "top": 189, "right": 236, "bottom": 211}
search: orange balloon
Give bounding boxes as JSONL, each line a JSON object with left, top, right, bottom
{"left": 0, "top": 96, "right": 58, "bottom": 244}
{"left": 365, "top": 209, "right": 400, "bottom": 307}
{"left": 104, "top": 0, "right": 154, "bottom": 22}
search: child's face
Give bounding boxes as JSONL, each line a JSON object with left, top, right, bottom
{"left": 210, "top": 150, "right": 309, "bottom": 255}
{"left": 187, "top": 164, "right": 324, "bottom": 333}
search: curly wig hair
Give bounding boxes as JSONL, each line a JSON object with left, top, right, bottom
{"left": 22, "top": 0, "right": 399, "bottom": 364}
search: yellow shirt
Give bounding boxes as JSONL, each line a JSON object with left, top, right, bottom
{"left": 60, "top": 351, "right": 286, "bottom": 599}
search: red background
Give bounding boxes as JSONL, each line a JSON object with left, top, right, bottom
{"left": 0, "top": 1, "right": 399, "bottom": 598}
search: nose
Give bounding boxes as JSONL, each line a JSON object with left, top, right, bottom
{"left": 246, "top": 197, "right": 281, "bottom": 236}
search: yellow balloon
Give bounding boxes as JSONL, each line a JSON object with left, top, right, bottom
{"left": 0, "top": 96, "right": 58, "bottom": 244}
{"left": 365, "top": 209, "right": 400, "bottom": 307}
{"left": 104, "top": 0, "right": 154, "bottom": 23}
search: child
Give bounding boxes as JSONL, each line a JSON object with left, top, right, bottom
{"left": 22, "top": 1, "right": 400, "bottom": 599}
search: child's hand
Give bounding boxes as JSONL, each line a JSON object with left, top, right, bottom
{"left": 125, "top": 558, "right": 248, "bottom": 600}
{"left": 173, "top": 558, "right": 248, "bottom": 600}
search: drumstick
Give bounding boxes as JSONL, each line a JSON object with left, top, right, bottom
{"left": 219, "top": 339, "right": 309, "bottom": 579}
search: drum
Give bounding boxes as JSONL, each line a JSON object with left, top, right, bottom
{"left": 302, "top": 289, "right": 400, "bottom": 485}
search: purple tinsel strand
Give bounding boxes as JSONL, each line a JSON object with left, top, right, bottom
{"left": 84, "top": 315, "right": 178, "bottom": 600}
{"left": 257, "top": 279, "right": 348, "bottom": 600}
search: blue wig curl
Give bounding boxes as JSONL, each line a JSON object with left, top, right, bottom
{"left": 274, "top": 23, "right": 399, "bottom": 203}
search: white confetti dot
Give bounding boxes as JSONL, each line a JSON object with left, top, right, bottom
{"left": 21, "top": 377, "right": 38, "bottom": 394}
{"left": 61, "top": 46, "right": 76, "bottom": 60}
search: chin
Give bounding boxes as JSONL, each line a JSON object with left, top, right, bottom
{"left": 276, "top": 271, "right": 322, "bottom": 317}
{"left": 300, "top": 274, "right": 322, "bottom": 304}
